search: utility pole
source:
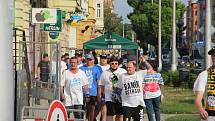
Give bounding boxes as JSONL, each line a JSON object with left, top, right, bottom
{"left": 121, "top": 0, "right": 125, "bottom": 38}
{"left": 0, "top": 0, "right": 14, "bottom": 120}
{"left": 122, "top": 20, "right": 124, "bottom": 39}
{"left": 171, "top": 0, "right": 177, "bottom": 71}
{"left": 158, "top": 0, "right": 162, "bottom": 72}
{"left": 205, "top": 0, "right": 211, "bottom": 69}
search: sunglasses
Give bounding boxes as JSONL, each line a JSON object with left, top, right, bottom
{"left": 111, "top": 62, "right": 118, "bottom": 65}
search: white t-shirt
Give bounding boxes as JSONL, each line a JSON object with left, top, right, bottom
{"left": 61, "top": 69, "right": 88, "bottom": 106}
{"left": 118, "top": 70, "right": 147, "bottom": 107}
{"left": 193, "top": 70, "right": 207, "bottom": 92}
{"left": 98, "top": 64, "right": 110, "bottom": 71}
{"left": 101, "top": 68, "right": 126, "bottom": 102}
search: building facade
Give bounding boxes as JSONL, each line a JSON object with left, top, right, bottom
{"left": 76, "top": 0, "right": 96, "bottom": 49}
{"left": 104, "top": 0, "right": 114, "bottom": 13}
{"left": 94, "top": 0, "right": 104, "bottom": 37}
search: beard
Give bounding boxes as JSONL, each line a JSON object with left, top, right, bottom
{"left": 110, "top": 68, "right": 117, "bottom": 72}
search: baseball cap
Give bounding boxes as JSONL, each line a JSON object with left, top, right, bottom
{"left": 85, "top": 54, "right": 94, "bottom": 60}
{"left": 100, "top": 54, "right": 108, "bottom": 59}
{"left": 208, "top": 46, "right": 215, "bottom": 55}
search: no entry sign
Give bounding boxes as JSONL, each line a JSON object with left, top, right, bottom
{"left": 46, "top": 100, "right": 68, "bottom": 121}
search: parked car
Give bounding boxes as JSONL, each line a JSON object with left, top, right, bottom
{"left": 162, "top": 54, "right": 170, "bottom": 65}
{"left": 193, "top": 59, "right": 203, "bottom": 69}
{"left": 179, "top": 55, "right": 191, "bottom": 68}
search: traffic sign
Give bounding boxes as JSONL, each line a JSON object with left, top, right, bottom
{"left": 195, "top": 40, "right": 204, "bottom": 49}
{"left": 71, "top": 15, "right": 81, "bottom": 21}
{"left": 44, "top": 10, "right": 62, "bottom": 32}
{"left": 46, "top": 100, "right": 68, "bottom": 121}
{"left": 49, "top": 32, "right": 59, "bottom": 39}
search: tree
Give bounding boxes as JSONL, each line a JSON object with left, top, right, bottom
{"left": 127, "top": 0, "right": 186, "bottom": 49}
{"left": 104, "top": 4, "right": 123, "bottom": 35}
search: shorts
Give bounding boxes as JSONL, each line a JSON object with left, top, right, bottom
{"left": 122, "top": 105, "right": 144, "bottom": 121}
{"left": 84, "top": 96, "right": 97, "bottom": 117}
{"left": 40, "top": 75, "right": 49, "bottom": 82}
{"left": 86, "top": 96, "right": 97, "bottom": 106}
{"left": 106, "top": 101, "right": 123, "bottom": 116}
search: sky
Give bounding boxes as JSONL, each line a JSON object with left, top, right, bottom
{"left": 114, "top": 0, "right": 133, "bottom": 23}
{"left": 114, "top": 0, "right": 189, "bottom": 24}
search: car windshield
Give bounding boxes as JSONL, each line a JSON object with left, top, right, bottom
{"left": 182, "top": 56, "right": 190, "bottom": 62}
{"left": 163, "top": 55, "right": 168, "bottom": 59}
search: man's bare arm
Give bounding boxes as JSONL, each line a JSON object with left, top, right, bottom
{"left": 195, "top": 91, "right": 208, "bottom": 120}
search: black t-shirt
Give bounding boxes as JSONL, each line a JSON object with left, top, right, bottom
{"left": 38, "top": 60, "right": 50, "bottom": 76}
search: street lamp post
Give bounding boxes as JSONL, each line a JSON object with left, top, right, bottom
{"left": 205, "top": 0, "right": 211, "bottom": 69}
{"left": 158, "top": 0, "right": 162, "bottom": 72}
{"left": 171, "top": 0, "right": 177, "bottom": 71}
{"left": 0, "top": 0, "right": 14, "bottom": 120}
{"left": 121, "top": 0, "right": 125, "bottom": 38}
{"left": 123, "top": 21, "right": 125, "bottom": 38}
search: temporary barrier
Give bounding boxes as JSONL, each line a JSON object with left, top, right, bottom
{"left": 22, "top": 106, "right": 48, "bottom": 121}
{"left": 13, "top": 28, "right": 62, "bottom": 121}
{"left": 23, "top": 119, "right": 44, "bottom": 121}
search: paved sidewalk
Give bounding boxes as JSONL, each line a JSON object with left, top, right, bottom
{"left": 148, "top": 114, "right": 199, "bottom": 121}
{"left": 143, "top": 113, "right": 175, "bottom": 121}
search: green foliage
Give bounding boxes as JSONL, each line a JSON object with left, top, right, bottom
{"left": 162, "top": 71, "right": 170, "bottom": 84}
{"left": 162, "top": 70, "right": 179, "bottom": 86}
{"left": 162, "top": 70, "right": 198, "bottom": 89}
{"left": 165, "top": 115, "right": 200, "bottom": 121}
{"left": 188, "top": 73, "right": 198, "bottom": 89}
{"left": 171, "top": 70, "right": 179, "bottom": 84}
{"left": 127, "top": 0, "right": 186, "bottom": 48}
{"left": 104, "top": 5, "right": 123, "bottom": 35}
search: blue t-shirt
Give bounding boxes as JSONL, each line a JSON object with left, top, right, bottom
{"left": 80, "top": 65, "right": 102, "bottom": 96}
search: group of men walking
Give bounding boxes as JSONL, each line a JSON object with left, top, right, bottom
{"left": 59, "top": 51, "right": 165, "bottom": 121}
{"left": 36, "top": 52, "right": 164, "bottom": 121}
{"left": 35, "top": 45, "right": 215, "bottom": 121}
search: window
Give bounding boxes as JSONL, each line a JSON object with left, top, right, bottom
{"left": 97, "top": 4, "right": 101, "bottom": 18}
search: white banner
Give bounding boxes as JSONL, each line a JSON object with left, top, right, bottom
{"left": 32, "top": 8, "right": 57, "bottom": 24}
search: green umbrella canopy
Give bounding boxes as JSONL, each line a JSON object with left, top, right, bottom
{"left": 83, "top": 32, "right": 138, "bottom": 50}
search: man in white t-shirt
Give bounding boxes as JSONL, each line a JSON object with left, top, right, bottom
{"left": 61, "top": 57, "right": 89, "bottom": 119}
{"left": 193, "top": 47, "right": 215, "bottom": 121}
{"left": 98, "top": 54, "right": 110, "bottom": 71}
{"left": 118, "top": 58, "right": 152, "bottom": 121}
{"left": 101, "top": 56, "right": 126, "bottom": 121}
{"left": 96, "top": 54, "right": 110, "bottom": 121}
